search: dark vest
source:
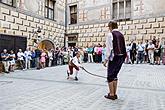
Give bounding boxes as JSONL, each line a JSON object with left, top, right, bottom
{"left": 112, "top": 31, "right": 126, "bottom": 56}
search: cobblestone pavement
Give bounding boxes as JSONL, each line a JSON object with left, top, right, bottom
{"left": 0, "top": 63, "right": 165, "bottom": 110}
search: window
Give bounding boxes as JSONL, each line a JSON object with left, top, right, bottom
{"left": 70, "top": 5, "right": 77, "bottom": 24}
{"left": 0, "top": 0, "right": 16, "bottom": 7}
{"left": 45, "top": 0, "right": 55, "bottom": 20}
{"left": 112, "top": 0, "right": 131, "bottom": 20}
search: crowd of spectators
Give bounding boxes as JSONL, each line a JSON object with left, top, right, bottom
{"left": 125, "top": 36, "right": 164, "bottom": 65}
{"left": 1, "top": 39, "right": 165, "bottom": 74}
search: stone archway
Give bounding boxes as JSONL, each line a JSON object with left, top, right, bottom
{"left": 38, "top": 39, "right": 55, "bottom": 50}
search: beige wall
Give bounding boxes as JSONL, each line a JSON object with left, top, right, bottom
{"left": 133, "top": 0, "right": 165, "bottom": 19}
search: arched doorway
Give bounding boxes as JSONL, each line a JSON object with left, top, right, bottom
{"left": 38, "top": 40, "right": 55, "bottom": 50}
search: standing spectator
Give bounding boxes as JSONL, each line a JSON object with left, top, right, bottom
{"left": 24, "top": 48, "right": 32, "bottom": 70}
{"left": 31, "top": 49, "right": 36, "bottom": 68}
{"left": 17, "top": 49, "right": 25, "bottom": 70}
{"left": 152, "top": 36, "right": 157, "bottom": 46}
{"left": 103, "top": 21, "right": 126, "bottom": 100}
{"left": 79, "top": 47, "right": 84, "bottom": 63}
{"left": 92, "top": 45, "right": 96, "bottom": 62}
{"left": 87, "top": 46, "right": 93, "bottom": 63}
{"left": 73, "top": 46, "right": 78, "bottom": 57}
{"left": 136, "top": 42, "right": 145, "bottom": 64}
{"left": 40, "top": 49, "right": 47, "bottom": 68}
{"left": 94, "top": 45, "right": 98, "bottom": 63}
{"left": 125, "top": 44, "right": 132, "bottom": 64}
{"left": 144, "top": 40, "right": 149, "bottom": 63}
{"left": 58, "top": 48, "right": 64, "bottom": 65}
{"left": 147, "top": 41, "right": 155, "bottom": 65}
{"left": 35, "top": 47, "right": 41, "bottom": 69}
{"left": 48, "top": 49, "right": 53, "bottom": 67}
{"left": 154, "top": 41, "right": 161, "bottom": 65}
{"left": 83, "top": 46, "right": 88, "bottom": 63}
{"left": 1, "top": 49, "right": 10, "bottom": 73}
{"left": 102, "top": 44, "right": 106, "bottom": 63}
{"left": 97, "top": 44, "right": 102, "bottom": 63}
{"left": 63, "top": 47, "right": 69, "bottom": 64}
{"left": 44, "top": 49, "right": 49, "bottom": 67}
{"left": 54, "top": 47, "right": 60, "bottom": 66}
{"left": 130, "top": 40, "right": 137, "bottom": 64}
{"left": 9, "top": 50, "right": 16, "bottom": 72}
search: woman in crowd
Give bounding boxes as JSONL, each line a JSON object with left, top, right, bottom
{"left": 94, "top": 45, "right": 98, "bottom": 63}
{"left": 58, "top": 48, "right": 64, "bottom": 65}
{"left": 97, "top": 44, "right": 102, "bottom": 63}
{"left": 144, "top": 40, "right": 149, "bottom": 63}
{"left": 102, "top": 44, "right": 106, "bottom": 63}
{"left": 125, "top": 44, "right": 132, "bottom": 64}
{"left": 31, "top": 49, "right": 36, "bottom": 68}
{"left": 48, "top": 49, "right": 53, "bottom": 67}
{"left": 79, "top": 47, "right": 84, "bottom": 63}
{"left": 9, "top": 50, "right": 16, "bottom": 72}
{"left": 40, "top": 49, "right": 47, "bottom": 68}
{"left": 83, "top": 46, "right": 88, "bottom": 63}
{"left": 63, "top": 47, "right": 69, "bottom": 65}
{"left": 154, "top": 40, "right": 161, "bottom": 65}
{"left": 147, "top": 41, "right": 155, "bottom": 65}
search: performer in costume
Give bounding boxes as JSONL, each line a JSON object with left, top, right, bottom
{"left": 67, "top": 52, "right": 82, "bottom": 81}
{"left": 103, "top": 21, "right": 126, "bottom": 100}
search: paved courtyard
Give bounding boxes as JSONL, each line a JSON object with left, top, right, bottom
{"left": 0, "top": 63, "right": 165, "bottom": 110}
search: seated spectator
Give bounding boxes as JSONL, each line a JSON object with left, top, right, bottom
{"left": 1, "top": 49, "right": 10, "bottom": 73}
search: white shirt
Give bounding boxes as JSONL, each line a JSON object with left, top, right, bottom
{"left": 137, "top": 44, "right": 144, "bottom": 51}
{"left": 48, "top": 51, "right": 53, "bottom": 60}
{"left": 147, "top": 44, "right": 155, "bottom": 50}
{"left": 126, "top": 45, "right": 131, "bottom": 52}
{"left": 106, "top": 32, "right": 113, "bottom": 60}
{"left": 71, "top": 56, "right": 81, "bottom": 67}
{"left": 17, "top": 52, "right": 24, "bottom": 60}
{"left": 24, "top": 51, "right": 32, "bottom": 60}
{"left": 94, "top": 47, "right": 98, "bottom": 53}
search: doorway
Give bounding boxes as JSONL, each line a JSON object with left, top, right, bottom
{"left": 38, "top": 40, "right": 55, "bottom": 50}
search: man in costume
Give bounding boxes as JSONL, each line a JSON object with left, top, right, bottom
{"left": 67, "top": 51, "right": 82, "bottom": 81}
{"left": 103, "top": 21, "right": 126, "bottom": 100}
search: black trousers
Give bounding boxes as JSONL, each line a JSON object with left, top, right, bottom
{"left": 107, "top": 55, "right": 125, "bottom": 82}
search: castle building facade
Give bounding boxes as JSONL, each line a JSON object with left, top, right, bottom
{"left": 66, "top": 0, "right": 165, "bottom": 47}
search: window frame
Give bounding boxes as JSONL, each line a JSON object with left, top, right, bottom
{"left": 69, "top": 5, "right": 77, "bottom": 24}
{"left": 112, "top": 0, "right": 131, "bottom": 21}
{"left": 0, "top": 0, "right": 16, "bottom": 7}
{"left": 45, "top": 0, "right": 55, "bottom": 20}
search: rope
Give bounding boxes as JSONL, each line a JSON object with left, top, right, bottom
{"left": 81, "top": 67, "right": 107, "bottom": 79}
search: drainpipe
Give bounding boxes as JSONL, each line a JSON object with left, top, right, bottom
{"left": 64, "top": 0, "right": 67, "bottom": 47}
